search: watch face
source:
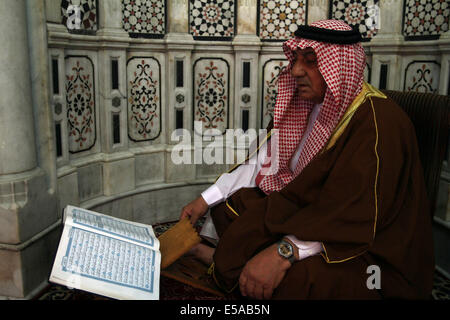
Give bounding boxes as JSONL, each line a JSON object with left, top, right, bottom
{"left": 278, "top": 242, "right": 293, "bottom": 258}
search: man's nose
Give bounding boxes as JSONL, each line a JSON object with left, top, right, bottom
{"left": 291, "top": 61, "right": 306, "bottom": 77}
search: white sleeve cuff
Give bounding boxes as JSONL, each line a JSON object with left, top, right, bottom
{"left": 201, "top": 184, "right": 225, "bottom": 208}
{"left": 285, "top": 235, "right": 323, "bottom": 261}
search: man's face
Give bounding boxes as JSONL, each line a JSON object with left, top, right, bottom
{"left": 290, "top": 48, "right": 327, "bottom": 104}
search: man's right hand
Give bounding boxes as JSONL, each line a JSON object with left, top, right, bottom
{"left": 180, "top": 196, "right": 209, "bottom": 225}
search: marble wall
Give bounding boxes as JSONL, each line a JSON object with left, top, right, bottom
{"left": 0, "top": 0, "right": 449, "bottom": 298}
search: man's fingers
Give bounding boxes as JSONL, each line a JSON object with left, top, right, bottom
{"left": 246, "top": 280, "right": 256, "bottom": 299}
{"left": 254, "top": 284, "right": 264, "bottom": 300}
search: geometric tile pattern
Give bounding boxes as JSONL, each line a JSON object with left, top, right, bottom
{"left": 193, "top": 58, "right": 229, "bottom": 134}
{"left": 403, "top": 0, "right": 449, "bottom": 38}
{"left": 404, "top": 61, "right": 440, "bottom": 93}
{"left": 190, "top": 0, "right": 235, "bottom": 39}
{"left": 61, "top": 0, "right": 97, "bottom": 31}
{"left": 261, "top": 59, "right": 289, "bottom": 129}
{"left": 127, "top": 57, "right": 162, "bottom": 141}
{"left": 331, "top": 0, "right": 379, "bottom": 40}
{"left": 65, "top": 57, "right": 96, "bottom": 153}
{"left": 122, "top": 0, "right": 166, "bottom": 36}
{"left": 259, "top": 0, "right": 307, "bottom": 40}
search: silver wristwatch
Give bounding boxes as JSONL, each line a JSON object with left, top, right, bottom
{"left": 277, "top": 239, "right": 295, "bottom": 264}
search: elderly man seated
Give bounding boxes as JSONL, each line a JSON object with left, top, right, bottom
{"left": 180, "top": 20, "right": 434, "bottom": 300}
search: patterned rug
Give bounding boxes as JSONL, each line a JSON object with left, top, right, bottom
{"left": 34, "top": 221, "right": 450, "bottom": 301}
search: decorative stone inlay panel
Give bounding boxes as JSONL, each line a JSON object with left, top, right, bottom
{"left": 331, "top": 0, "right": 379, "bottom": 40}
{"left": 193, "top": 58, "right": 229, "bottom": 134}
{"left": 61, "top": 0, "right": 97, "bottom": 31}
{"left": 65, "top": 56, "right": 96, "bottom": 153}
{"left": 122, "top": 0, "right": 166, "bottom": 37}
{"left": 403, "top": 0, "right": 449, "bottom": 38}
{"left": 404, "top": 61, "right": 441, "bottom": 93}
{"left": 190, "top": 0, "right": 235, "bottom": 39}
{"left": 261, "top": 59, "right": 288, "bottom": 129}
{"left": 127, "top": 57, "right": 162, "bottom": 141}
{"left": 259, "top": 0, "right": 307, "bottom": 40}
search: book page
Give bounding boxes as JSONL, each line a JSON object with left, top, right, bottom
{"left": 64, "top": 205, "right": 159, "bottom": 251}
{"left": 50, "top": 224, "right": 160, "bottom": 300}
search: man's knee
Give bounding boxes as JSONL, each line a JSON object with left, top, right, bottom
{"left": 272, "top": 255, "right": 381, "bottom": 299}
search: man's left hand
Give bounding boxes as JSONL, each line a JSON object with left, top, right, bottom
{"left": 239, "top": 243, "right": 292, "bottom": 300}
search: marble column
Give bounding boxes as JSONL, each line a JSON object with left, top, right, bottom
{"left": 308, "top": 0, "right": 329, "bottom": 24}
{"left": 233, "top": 0, "right": 261, "bottom": 132}
{"left": 26, "top": 0, "right": 58, "bottom": 194}
{"left": 166, "top": 0, "right": 193, "bottom": 40}
{"left": 165, "top": 0, "right": 194, "bottom": 135}
{"left": 0, "top": 0, "right": 37, "bottom": 175}
{"left": 236, "top": 0, "right": 258, "bottom": 37}
{"left": 372, "top": 0, "right": 404, "bottom": 42}
{"left": 97, "top": 0, "right": 129, "bottom": 37}
{"left": 0, "top": 0, "right": 59, "bottom": 298}
{"left": 438, "top": 30, "right": 450, "bottom": 96}
{"left": 45, "top": 0, "right": 62, "bottom": 23}
{"left": 369, "top": 0, "right": 404, "bottom": 90}
{"left": 96, "top": 0, "right": 136, "bottom": 198}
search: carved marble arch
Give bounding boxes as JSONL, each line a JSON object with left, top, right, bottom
{"left": 127, "top": 57, "right": 162, "bottom": 142}
{"left": 193, "top": 58, "right": 230, "bottom": 135}
{"left": 65, "top": 56, "right": 97, "bottom": 153}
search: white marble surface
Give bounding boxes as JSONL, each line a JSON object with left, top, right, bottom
{"left": 0, "top": 0, "right": 37, "bottom": 174}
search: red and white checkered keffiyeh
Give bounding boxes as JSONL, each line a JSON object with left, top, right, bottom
{"left": 257, "top": 20, "right": 366, "bottom": 194}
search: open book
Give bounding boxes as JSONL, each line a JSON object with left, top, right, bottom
{"left": 50, "top": 205, "right": 164, "bottom": 300}
{"left": 50, "top": 205, "right": 225, "bottom": 300}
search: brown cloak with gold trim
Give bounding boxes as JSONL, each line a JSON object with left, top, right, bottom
{"left": 210, "top": 93, "right": 434, "bottom": 299}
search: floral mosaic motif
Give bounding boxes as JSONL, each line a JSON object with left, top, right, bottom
{"left": 403, "top": 0, "right": 449, "bottom": 37}
{"left": 259, "top": 0, "right": 307, "bottom": 40}
{"left": 331, "top": 0, "right": 379, "bottom": 40}
{"left": 65, "top": 57, "right": 96, "bottom": 153}
{"left": 122, "top": 0, "right": 165, "bottom": 35}
{"left": 61, "top": 0, "right": 97, "bottom": 31}
{"left": 405, "top": 61, "right": 440, "bottom": 93}
{"left": 194, "top": 59, "right": 229, "bottom": 133}
{"left": 261, "top": 59, "right": 288, "bottom": 129}
{"left": 127, "top": 58, "right": 161, "bottom": 141}
{"left": 190, "top": 0, "right": 235, "bottom": 38}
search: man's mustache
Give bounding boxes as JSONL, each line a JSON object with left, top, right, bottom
{"left": 295, "top": 79, "right": 311, "bottom": 86}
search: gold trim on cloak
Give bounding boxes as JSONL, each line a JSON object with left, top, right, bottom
{"left": 323, "top": 82, "right": 386, "bottom": 153}
{"left": 320, "top": 83, "right": 385, "bottom": 263}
